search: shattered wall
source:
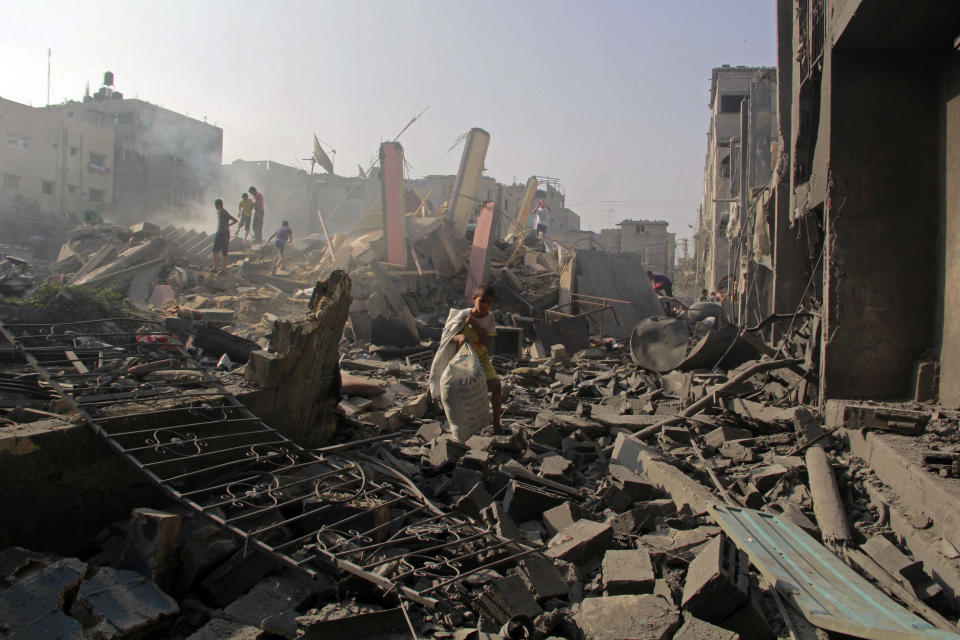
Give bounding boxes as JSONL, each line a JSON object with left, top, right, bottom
{"left": 244, "top": 270, "right": 352, "bottom": 447}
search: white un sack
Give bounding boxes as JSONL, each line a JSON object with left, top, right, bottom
{"left": 439, "top": 342, "right": 490, "bottom": 442}
{"left": 429, "top": 308, "right": 490, "bottom": 442}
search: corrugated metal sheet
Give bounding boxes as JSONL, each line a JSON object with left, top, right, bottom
{"left": 709, "top": 504, "right": 960, "bottom": 640}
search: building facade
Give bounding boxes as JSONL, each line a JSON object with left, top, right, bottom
{"left": 45, "top": 77, "right": 223, "bottom": 225}
{"left": 697, "top": 66, "right": 777, "bottom": 295}
{"left": 565, "top": 219, "right": 676, "bottom": 276}
{"left": 769, "top": 0, "right": 960, "bottom": 405}
{"left": 0, "top": 96, "right": 114, "bottom": 219}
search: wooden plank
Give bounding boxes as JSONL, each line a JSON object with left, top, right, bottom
{"left": 64, "top": 350, "right": 89, "bottom": 374}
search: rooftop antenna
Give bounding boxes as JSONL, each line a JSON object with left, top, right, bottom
{"left": 46, "top": 49, "right": 51, "bottom": 106}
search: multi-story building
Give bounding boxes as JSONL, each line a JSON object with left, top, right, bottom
{"left": 769, "top": 0, "right": 960, "bottom": 405}
{"left": 46, "top": 74, "right": 223, "bottom": 224}
{"left": 564, "top": 219, "right": 676, "bottom": 276}
{"left": 697, "top": 65, "right": 777, "bottom": 295}
{"left": 0, "top": 96, "right": 114, "bottom": 219}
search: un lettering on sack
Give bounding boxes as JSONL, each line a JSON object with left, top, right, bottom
{"left": 440, "top": 343, "right": 490, "bottom": 442}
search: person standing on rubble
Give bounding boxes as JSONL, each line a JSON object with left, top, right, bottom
{"left": 533, "top": 200, "right": 551, "bottom": 241}
{"left": 212, "top": 199, "right": 237, "bottom": 273}
{"left": 236, "top": 192, "right": 253, "bottom": 240}
{"left": 249, "top": 186, "right": 265, "bottom": 242}
{"left": 647, "top": 270, "right": 673, "bottom": 297}
{"left": 265, "top": 220, "right": 293, "bottom": 275}
{"left": 450, "top": 283, "right": 503, "bottom": 432}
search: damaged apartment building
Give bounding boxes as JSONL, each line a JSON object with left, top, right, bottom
{"left": 697, "top": 65, "right": 777, "bottom": 302}
{"left": 699, "top": 0, "right": 960, "bottom": 408}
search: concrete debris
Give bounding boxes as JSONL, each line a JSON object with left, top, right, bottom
{"left": 4, "top": 184, "right": 960, "bottom": 640}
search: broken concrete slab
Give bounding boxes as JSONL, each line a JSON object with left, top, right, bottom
{"left": 612, "top": 433, "right": 716, "bottom": 515}
{"left": 534, "top": 410, "right": 607, "bottom": 439}
{"left": 602, "top": 548, "right": 655, "bottom": 595}
{"left": 119, "top": 507, "right": 181, "bottom": 591}
{"left": 0, "top": 545, "right": 50, "bottom": 588}
{"left": 71, "top": 566, "right": 179, "bottom": 639}
{"left": 680, "top": 535, "right": 749, "bottom": 623}
{"left": 518, "top": 555, "right": 569, "bottom": 601}
{"left": 703, "top": 425, "right": 753, "bottom": 449}
{"left": 223, "top": 572, "right": 317, "bottom": 627}
{"left": 571, "top": 594, "right": 680, "bottom": 640}
{"left": 0, "top": 557, "right": 87, "bottom": 639}
{"left": 298, "top": 603, "right": 407, "bottom": 640}
{"left": 542, "top": 501, "right": 582, "bottom": 536}
{"left": 474, "top": 575, "right": 543, "bottom": 631}
{"left": 673, "top": 612, "right": 742, "bottom": 640}
{"left": 185, "top": 617, "right": 262, "bottom": 640}
{"left": 199, "top": 548, "right": 279, "bottom": 608}
{"left": 544, "top": 519, "right": 614, "bottom": 564}
{"left": 504, "top": 481, "right": 568, "bottom": 522}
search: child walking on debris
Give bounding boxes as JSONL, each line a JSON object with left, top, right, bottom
{"left": 211, "top": 199, "right": 237, "bottom": 273}
{"left": 450, "top": 283, "right": 503, "bottom": 432}
{"left": 236, "top": 192, "right": 253, "bottom": 240}
{"left": 265, "top": 220, "right": 293, "bottom": 275}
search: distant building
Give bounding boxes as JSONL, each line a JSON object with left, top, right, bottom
{"left": 564, "top": 219, "right": 676, "bottom": 276}
{"left": 697, "top": 65, "right": 777, "bottom": 294}
{"left": 46, "top": 72, "right": 223, "bottom": 224}
{"left": 0, "top": 95, "right": 114, "bottom": 218}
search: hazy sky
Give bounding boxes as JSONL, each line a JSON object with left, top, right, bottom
{"left": 2, "top": 1, "right": 776, "bottom": 241}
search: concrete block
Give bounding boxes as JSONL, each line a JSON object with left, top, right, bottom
{"left": 519, "top": 555, "right": 569, "bottom": 601}
{"left": 503, "top": 481, "right": 567, "bottom": 522}
{"left": 530, "top": 424, "right": 563, "bottom": 449}
{"left": 608, "top": 462, "right": 656, "bottom": 500}
{"left": 71, "top": 566, "right": 179, "bottom": 639}
{"left": 415, "top": 421, "right": 443, "bottom": 441}
{"left": 429, "top": 438, "right": 469, "bottom": 470}
{"left": 176, "top": 520, "right": 240, "bottom": 592}
{"left": 0, "top": 557, "right": 87, "bottom": 639}
{"left": 550, "top": 344, "right": 568, "bottom": 361}
{"left": 244, "top": 349, "right": 284, "bottom": 387}
{"left": 461, "top": 449, "right": 491, "bottom": 470}
{"left": 224, "top": 572, "right": 317, "bottom": 627}
{"left": 481, "top": 502, "right": 520, "bottom": 540}
{"left": 475, "top": 575, "right": 543, "bottom": 629}
{"left": 609, "top": 507, "right": 656, "bottom": 536}
{"left": 572, "top": 594, "right": 680, "bottom": 640}
{"left": 453, "top": 481, "right": 494, "bottom": 521}
{"left": 703, "top": 425, "right": 753, "bottom": 449}
{"left": 750, "top": 464, "right": 788, "bottom": 493}
{"left": 719, "top": 439, "right": 757, "bottom": 463}
{"left": 540, "top": 454, "right": 574, "bottom": 481}
{"left": 542, "top": 501, "right": 581, "bottom": 536}
{"left": 199, "top": 549, "right": 278, "bottom": 608}
{"left": 673, "top": 612, "right": 741, "bottom": 640}
{"left": 612, "top": 433, "right": 716, "bottom": 515}
{"left": 186, "top": 618, "right": 262, "bottom": 640}
{"left": 120, "top": 507, "right": 181, "bottom": 591}
{"left": 602, "top": 549, "right": 655, "bottom": 595}
{"left": 399, "top": 393, "right": 428, "bottom": 418}
{"left": 0, "top": 546, "right": 50, "bottom": 588}
{"left": 545, "top": 519, "right": 614, "bottom": 564}
{"left": 681, "top": 535, "right": 749, "bottom": 623}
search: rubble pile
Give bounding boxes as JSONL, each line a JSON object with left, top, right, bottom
{"left": 2, "top": 215, "right": 960, "bottom": 640}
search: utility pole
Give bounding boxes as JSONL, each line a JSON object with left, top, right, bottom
{"left": 46, "top": 49, "right": 51, "bottom": 106}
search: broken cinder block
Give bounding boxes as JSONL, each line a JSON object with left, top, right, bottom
{"left": 602, "top": 548, "right": 655, "bottom": 595}
{"left": 545, "top": 519, "right": 614, "bottom": 564}
{"left": 680, "top": 534, "right": 749, "bottom": 623}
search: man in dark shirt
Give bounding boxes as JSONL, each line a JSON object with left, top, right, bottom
{"left": 647, "top": 270, "right": 673, "bottom": 297}
{"left": 212, "top": 199, "right": 237, "bottom": 273}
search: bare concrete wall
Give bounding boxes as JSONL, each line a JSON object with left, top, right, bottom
{"left": 939, "top": 59, "right": 960, "bottom": 407}
{"left": 0, "top": 419, "right": 168, "bottom": 554}
{"left": 824, "top": 50, "right": 940, "bottom": 399}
